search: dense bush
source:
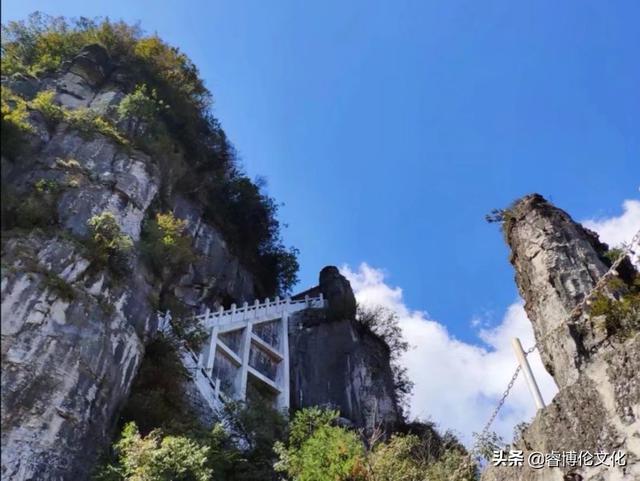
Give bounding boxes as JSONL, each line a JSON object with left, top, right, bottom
{"left": 95, "top": 422, "right": 211, "bottom": 481}
{"left": 368, "top": 433, "right": 476, "bottom": 481}
{"left": 113, "top": 381, "right": 288, "bottom": 481}
{"left": 275, "top": 408, "right": 367, "bottom": 481}
{"left": 2, "top": 13, "right": 299, "bottom": 295}
{"left": 589, "top": 275, "right": 640, "bottom": 338}
{"left": 1, "top": 86, "right": 32, "bottom": 156}
{"left": 275, "top": 408, "right": 476, "bottom": 481}
{"left": 87, "top": 211, "right": 133, "bottom": 275}
{"left": 141, "top": 212, "right": 196, "bottom": 280}
{"left": 102, "top": 400, "right": 476, "bottom": 481}
{"left": 117, "top": 84, "right": 167, "bottom": 136}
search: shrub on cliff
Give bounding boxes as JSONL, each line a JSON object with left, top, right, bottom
{"left": 109, "top": 395, "right": 287, "bottom": 481}
{"left": 368, "top": 433, "right": 476, "bottom": 481}
{"left": 95, "top": 422, "right": 211, "bottom": 481}
{"left": 117, "top": 84, "right": 167, "bottom": 137}
{"left": 274, "top": 408, "right": 367, "bottom": 481}
{"left": 1, "top": 86, "right": 32, "bottom": 157}
{"left": 589, "top": 275, "right": 640, "bottom": 338}
{"left": 141, "top": 212, "right": 196, "bottom": 280}
{"left": 275, "top": 408, "right": 477, "bottom": 481}
{"left": 30, "top": 89, "right": 127, "bottom": 143}
{"left": 87, "top": 211, "right": 133, "bottom": 275}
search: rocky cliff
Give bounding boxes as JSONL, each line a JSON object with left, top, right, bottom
{"left": 1, "top": 42, "right": 402, "bottom": 481}
{"left": 289, "top": 267, "right": 402, "bottom": 432}
{"left": 483, "top": 194, "right": 640, "bottom": 481}
{"left": 1, "top": 44, "right": 258, "bottom": 481}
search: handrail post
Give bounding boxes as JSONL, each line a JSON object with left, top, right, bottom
{"left": 512, "top": 337, "right": 545, "bottom": 410}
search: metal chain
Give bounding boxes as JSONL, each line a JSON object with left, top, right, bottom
{"left": 471, "top": 227, "right": 640, "bottom": 458}
{"left": 478, "top": 365, "right": 522, "bottom": 441}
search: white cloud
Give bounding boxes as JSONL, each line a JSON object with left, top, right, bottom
{"left": 341, "top": 263, "right": 558, "bottom": 446}
{"left": 582, "top": 199, "right": 640, "bottom": 251}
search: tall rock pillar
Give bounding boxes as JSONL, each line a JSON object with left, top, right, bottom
{"left": 504, "top": 194, "right": 611, "bottom": 389}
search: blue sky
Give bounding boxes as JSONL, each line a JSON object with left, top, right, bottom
{"left": 3, "top": 0, "right": 639, "bottom": 442}
{"left": 3, "top": 1, "right": 638, "bottom": 342}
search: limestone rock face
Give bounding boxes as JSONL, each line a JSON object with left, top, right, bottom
{"left": 289, "top": 268, "right": 401, "bottom": 432}
{"left": 505, "top": 193, "right": 611, "bottom": 389}
{"left": 289, "top": 308, "right": 401, "bottom": 432}
{"left": 482, "top": 194, "right": 640, "bottom": 481}
{"left": 1, "top": 234, "right": 152, "bottom": 481}
{"left": 1, "top": 45, "right": 256, "bottom": 481}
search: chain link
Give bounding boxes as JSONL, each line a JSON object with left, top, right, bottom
{"left": 471, "top": 227, "right": 640, "bottom": 458}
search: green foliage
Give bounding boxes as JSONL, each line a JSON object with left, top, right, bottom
{"left": 472, "top": 430, "right": 504, "bottom": 463}
{"left": 116, "top": 385, "right": 287, "bottom": 481}
{"left": 66, "top": 107, "right": 128, "bottom": 144}
{"left": 1, "top": 86, "right": 33, "bottom": 156}
{"left": 95, "top": 422, "right": 211, "bottom": 481}
{"left": 589, "top": 275, "right": 640, "bottom": 338}
{"left": 421, "top": 450, "right": 477, "bottom": 481}
{"left": 1, "top": 13, "right": 140, "bottom": 76}
{"left": 31, "top": 89, "right": 63, "bottom": 122}
{"left": 17, "top": 194, "right": 57, "bottom": 227}
{"left": 87, "top": 211, "right": 133, "bottom": 275}
{"left": 141, "top": 212, "right": 196, "bottom": 280}
{"left": 603, "top": 247, "right": 624, "bottom": 264}
{"left": 356, "top": 305, "right": 414, "bottom": 416}
{"left": 368, "top": 434, "right": 427, "bottom": 481}
{"left": 275, "top": 408, "right": 475, "bottom": 481}
{"left": 205, "top": 176, "right": 299, "bottom": 295}
{"left": 117, "top": 84, "right": 167, "bottom": 136}
{"left": 368, "top": 433, "right": 475, "bottom": 481}
{"left": 27, "top": 88, "right": 127, "bottom": 143}
{"left": 34, "top": 178, "right": 60, "bottom": 193}
{"left": 106, "top": 398, "right": 476, "bottom": 481}
{"left": 275, "top": 408, "right": 367, "bottom": 481}
{"left": 485, "top": 205, "right": 517, "bottom": 242}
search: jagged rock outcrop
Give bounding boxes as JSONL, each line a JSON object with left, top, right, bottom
{"left": 1, "top": 45, "right": 256, "bottom": 481}
{"left": 483, "top": 194, "right": 640, "bottom": 481}
{"left": 289, "top": 267, "right": 401, "bottom": 432}
{"left": 504, "top": 194, "right": 613, "bottom": 389}
{"left": 319, "top": 265, "right": 357, "bottom": 320}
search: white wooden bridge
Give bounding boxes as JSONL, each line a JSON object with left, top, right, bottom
{"left": 158, "top": 294, "right": 326, "bottom": 413}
